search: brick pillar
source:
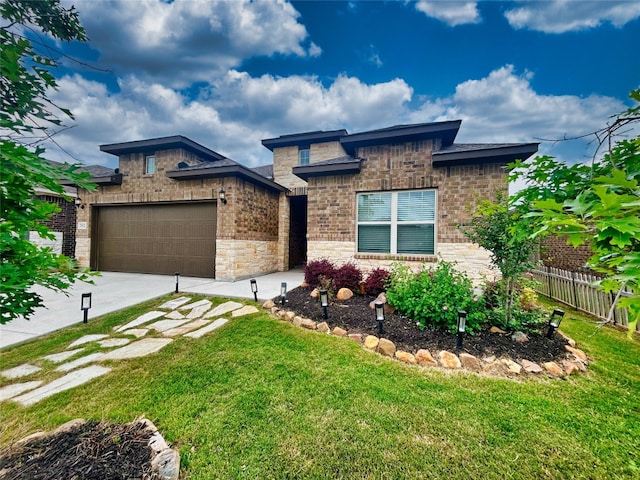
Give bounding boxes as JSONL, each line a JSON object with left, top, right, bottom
{"left": 277, "top": 193, "right": 290, "bottom": 271}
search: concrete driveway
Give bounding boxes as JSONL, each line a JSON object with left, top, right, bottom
{"left": 0, "top": 270, "right": 303, "bottom": 349}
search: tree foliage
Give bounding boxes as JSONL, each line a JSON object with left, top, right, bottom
{"left": 510, "top": 90, "right": 640, "bottom": 337}
{"left": 1, "top": 0, "right": 95, "bottom": 324}
{"left": 459, "top": 194, "right": 538, "bottom": 328}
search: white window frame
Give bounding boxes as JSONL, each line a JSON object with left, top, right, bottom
{"left": 145, "top": 155, "right": 156, "bottom": 175}
{"left": 299, "top": 148, "right": 310, "bottom": 166}
{"left": 356, "top": 189, "right": 437, "bottom": 255}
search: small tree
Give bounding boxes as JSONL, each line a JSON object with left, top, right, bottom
{"left": 510, "top": 90, "right": 640, "bottom": 337}
{"left": 1, "top": 0, "right": 95, "bottom": 324}
{"left": 460, "top": 195, "right": 538, "bottom": 328}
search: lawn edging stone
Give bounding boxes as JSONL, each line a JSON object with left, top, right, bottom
{"left": 261, "top": 301, "right": 586, "bottom": 379}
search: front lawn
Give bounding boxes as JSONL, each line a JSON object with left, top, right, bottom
{"left": 1, "top": 294, "right": 639, "bottom": 479}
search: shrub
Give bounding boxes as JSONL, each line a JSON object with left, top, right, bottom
{"left": 304, "top": 259, "right": 336, "bottom": 288}
{"left": 333, "top": 262, "right": 363, "bottom": 292}
{"left": 386, "top": 260, "right": 486, "bottom": 334}
{"left": 483, "top": 279, "right": 546, "bottom": 332}
{"left": 364, "top": 268, "right": 390, "bottom": 296}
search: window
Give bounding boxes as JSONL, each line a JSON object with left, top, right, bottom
{"left": 299, "top": 148, "right": 310, "bottom": 166}
{"left": 145, "top": 155, "right": 156, "bottom": 174}
{"left": 357, "top": 189, "right": 436, "bottom": 255}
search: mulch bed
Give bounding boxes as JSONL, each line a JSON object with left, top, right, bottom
{"left": 0, "top": 421, "right": 158, "bottom": 480}
{"left": 280, "top": 286, "right": 568, "bottom": 364}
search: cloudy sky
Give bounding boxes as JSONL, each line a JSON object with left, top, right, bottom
{"left": 39, "top": 0, "right": 639, "bottom": 170}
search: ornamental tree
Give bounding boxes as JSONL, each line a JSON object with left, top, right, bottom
{"left": 510, "top": 90, "right": 640, "bottom": 337}
{"left": 1, "top": 0, "right": 96, "bottom": 324}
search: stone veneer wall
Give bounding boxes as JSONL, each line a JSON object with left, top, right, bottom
{"left": 307, "top": 240, "right": 495, "bottom": 283}
{"left": 215, "top": 239, "right": 278, "bottom": 280}
{"left": 305, "top": 139, "right": 507, "bottom": 280}
{"left": 76, "top": 148, "right": 280, "bottom": 280}
{"left": 272, "top": 141, "right": 347, "bottom": 190}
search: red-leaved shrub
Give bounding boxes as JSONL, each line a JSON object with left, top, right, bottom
{"left": 333, "top": 262, "right": 363, "bottom": 292}
{"left": 304, "top": 259, "right": 337, "bottom": 288}
{"left": 364, "top": 268, "right": 390, "bottom": 296}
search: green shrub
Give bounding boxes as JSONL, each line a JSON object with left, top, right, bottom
{"left": 386, "top": 260, "right": 486, "bottom": 334}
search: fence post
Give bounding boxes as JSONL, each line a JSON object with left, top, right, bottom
{"left": 571, "top": 271, "right": 579, "bottom": 309}
{"left": 547, "top": 265, "right": 553, "bottom": 299}
{"left": 610, "top": 292, "right": 618, "bottom": 325}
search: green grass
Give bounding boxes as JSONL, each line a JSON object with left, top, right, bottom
{"left": 1, "top": 294, "right": 639, "bottom": 479}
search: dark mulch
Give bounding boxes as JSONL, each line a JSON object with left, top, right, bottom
{"left": 279, "top": 286, "right": 568, "bottom": 364}
{"left": 0, "top": 421, "right": 157, "bottom": 480}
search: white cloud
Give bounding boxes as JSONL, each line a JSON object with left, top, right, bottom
{"left": 43, "top": 71, "right": 413, "bottom": 168}
{"left": 410, "top": 65, "right": 627, "bottom": 162}
{"left": 415, "top": 1, "right": 480, "bottom": 26}
{"left": 505, "top": 0, "right": 640, "bottom": 33}
{"left": 70, "top": 0, "right": 316, "bottom": 87}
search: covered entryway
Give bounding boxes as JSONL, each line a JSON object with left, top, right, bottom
{"left": 92, "top": 202, "right": 216, "bottom": 277}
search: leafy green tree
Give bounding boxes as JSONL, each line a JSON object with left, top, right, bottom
{"left": 1, "top": 0, "right": 95, "bottom": 324}
{"left": 510, "top": 90, "right": 640, "bottom": 337}
{"left": 459, "top": 194, "right": 538, "bottom": 329}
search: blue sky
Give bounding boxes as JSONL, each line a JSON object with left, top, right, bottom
{"left": 40, "top": 1, "right": 639, "bottom": 171}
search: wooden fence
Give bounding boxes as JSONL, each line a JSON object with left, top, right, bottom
{"left": 530, "top": 267, "right": 638, "bottom": 332}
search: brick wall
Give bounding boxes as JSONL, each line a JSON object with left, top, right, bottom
{"left": 540, "top": 236, "right": 592, "bottom": 272}
{"left": 306, "top": 140, "right": 508, "bottom": 244}
{"left": 76, "top": 148, "right": 280, "bottom": 279}
{"left": 272, "top": 141, "right": 347, "bottom": 190}
{"left": 38, "top": 195, "right": 77, "bottom": 257}
{"left": 305, "top": 139, "right": 507, "bottom": 279}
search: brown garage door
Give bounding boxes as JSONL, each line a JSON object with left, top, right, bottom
{"left": 93, "top": 202, "right": 216, "bottom": 278}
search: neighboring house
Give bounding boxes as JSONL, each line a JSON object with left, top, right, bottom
{"left": 73, "top": 121, "right": 537, "bottom": 281}
{"left": 539, "top": 237, "right": 593, "bottom": 272}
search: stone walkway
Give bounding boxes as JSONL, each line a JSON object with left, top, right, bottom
{"left": 0, "top": 297, "right": 259, "bottom": 407}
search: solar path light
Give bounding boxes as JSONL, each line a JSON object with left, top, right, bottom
{"left": 250, "top": 279, "right": 258, "bottom": 302}
{"left": 546, "top": 308, "right": 565, "bottom": 339}
{"left": 280, "top": 282, "right": 287, "bottom": 306}
{"left": 375, "top": 302, "right": 385, "bottom": 335}
{"left": 174, "top": 272, "right": 180, "bottom": 294}
{"left": 320, "top": 289, "right": 329, "bottom": 319}
{"left": 456, "top": 310, "right": 467, "bottom": 350}
{"left": 81, "top": 293, "right": 92, "bottom": 324}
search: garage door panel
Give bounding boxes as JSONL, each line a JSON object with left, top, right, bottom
{"left": 95, "top": 203, "right": 216, "bottom": 278}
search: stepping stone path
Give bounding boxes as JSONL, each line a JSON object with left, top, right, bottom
{"left": 0, "top": 298, "right": 253, "bottom": 407}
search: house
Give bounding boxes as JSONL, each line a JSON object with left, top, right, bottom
{"left": 73, "top": 120, "right": 538, "bottom": 280}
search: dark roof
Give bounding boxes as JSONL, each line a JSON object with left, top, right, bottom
{"left": 262, "top": 129, "right": 348, "bottom": 151}
{"left": 252, "top": 164, "right": 274, "bottom": 180}
{"left": 100, "top": 135, "right": 226, "bottom": 162}
{"left": 166, "top": 162, "right": 286, "bottom": 192}
{"left": 340, "top": 120, "right": 462, "bottom": 155}
{"left": 292, "top": 156, "right": 362, "bottom": 181}
{"left": 432, "top": 143, "right": 539, "bottom": 166}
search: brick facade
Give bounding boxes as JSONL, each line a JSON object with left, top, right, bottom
{"left": 37, "top": 194, "right": 77, "bottom": 258}
{"left": 540, "top": 236, "right": 592, "bottom": 272}
{"left": 77, "top": 146, "right": 280, "bottom": 280}
{"left": 303, "top": 140, "right": 507, "bottom": 280}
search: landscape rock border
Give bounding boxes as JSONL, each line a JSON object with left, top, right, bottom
{"left": 262, "top": 300, "right": 590, "bottom": 378}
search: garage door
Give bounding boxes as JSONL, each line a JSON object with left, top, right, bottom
{"left": 93, "top": 202, "right": 216, "bottom": 278}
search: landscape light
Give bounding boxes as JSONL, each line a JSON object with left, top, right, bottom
{"left": 174, "top": 272, "right": 180, "bottom": 294}
{"left": 456, "top": 310, "right": 467, "bottom": 350}
{"left": 280, "top": 282, "right": 287, "bottom": 306}
{"left": 546, "top": 308, "right": 565, "bottom": 339}
{"left": 250, "top": 279, "right": 258, "bottom": 302}
{"left": 375, "top": 302, "right": 385, "bottom": 335}
{"left": 320, "top": 289, "right": 329, "bottom": 319}
{"left": 81, "top": 293, "right": 92, "bottom": 324}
